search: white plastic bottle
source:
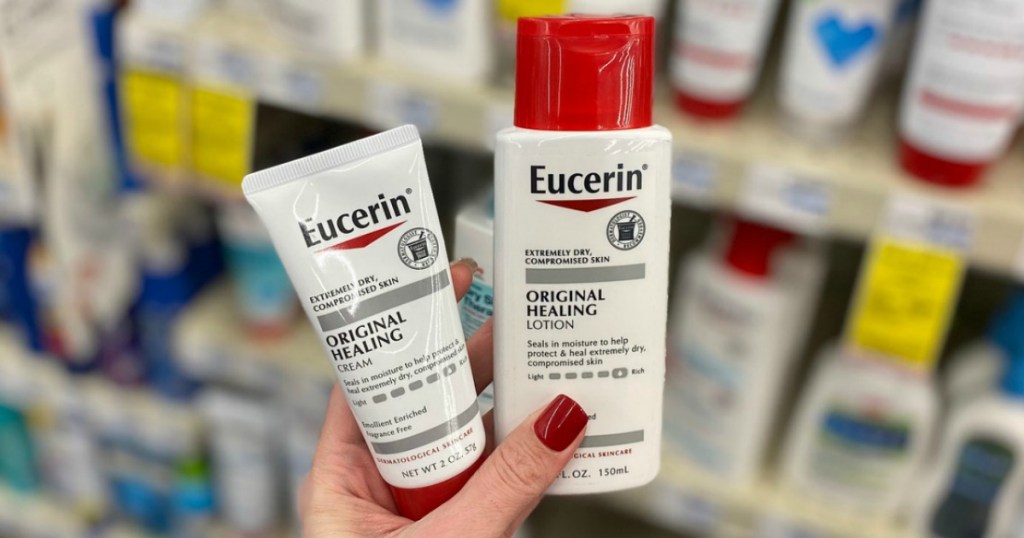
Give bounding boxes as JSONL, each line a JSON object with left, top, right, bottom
{"left": 568, "top": 0, "right": 667, "bottom": 17}
{"left": 667, "top": 219, "right": 809, "bottom": 484}
{"left": 454, "top": 190, "right": 495, "bottom": 340}
{"left": 945, "top": 341, "right": 1009, "bottom": 409}
{"left": 944, "top": 293, "right": 1024, "bottom": 409}
{"left": 778, "top": 0, "right": 897, "bottom": 141}
{"left": 201, "top": 389, "right": 281, "bottom": 537}
{"left": 777, "top": 236, "right": 828, "bottom": 335}
{"left": 898, "top": 0, "right": 1024, "bottom": 187}
{"left": 670, "top": 0, "right": 782, "bottom": 120}
{"left": 376, "top": 0, "right": 492, "bottom": 84}
{"left": 454, "top": 190, "right": 496, "bottom": 412}
{"left": 495, "top": 15, "right": 671, "bottom": 494}
{"left": 278, "top": 373, "right": 331, "bottom": 535}
{"left": 256, "top": 0, "right": 365, "bottom": 60}
{"left": 30, "top": 360, "right": 108, "bottom": 520}
{"left": 912, "top": 353, "right": 1024, "bottom": 538}
{"left": 216, "top": 202, "right": 296, "bottom": 338}
{"left": 780, "top": 347, "right": 938, "bottom": 518}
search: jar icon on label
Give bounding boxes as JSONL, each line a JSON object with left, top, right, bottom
{"left": 398, "top": 228, "right": 439, "bottom": 269}
{"left": 607, "top": 211, "right": 645, "bottom": 250}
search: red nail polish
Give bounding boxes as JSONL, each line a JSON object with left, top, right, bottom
{"left": 534, "top": 394, "right": 588, "bottom": 451}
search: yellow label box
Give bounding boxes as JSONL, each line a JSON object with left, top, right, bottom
{"left": 848, "top": 239, "right": 964, "bottom": 371}
{"left": 122, "top": 70, "right": 185, "bottom": 168}
{"left": 498, "top": 0, "right": 566, "bottom": 21}
{"left": 191, "top": 87, "right": 254, "bottom": 186}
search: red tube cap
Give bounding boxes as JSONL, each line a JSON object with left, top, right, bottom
{"left": 515, "top": 15, "right": 655, "bottom": 131}
{"left": 723, "top": 219, "right": 794, "bottom": 278}
{"left": 389, "top": 454, "right": 484, "bottom": 520}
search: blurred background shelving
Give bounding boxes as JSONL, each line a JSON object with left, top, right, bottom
{"left": 3, "top": 0, "right": 1024, "bottom": 537}
{"left": 130, "top": 4, "right": 1024, "bottom": 278}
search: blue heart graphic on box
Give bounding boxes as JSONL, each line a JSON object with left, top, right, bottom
{"left": 815, "top": 12, "right": 880, "bottom": 68}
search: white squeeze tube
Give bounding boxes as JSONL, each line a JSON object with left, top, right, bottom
{"left": 242, "top": 125, "right": 485, "bottom": 520}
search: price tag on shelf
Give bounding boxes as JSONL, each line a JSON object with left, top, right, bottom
{"left": 367, "top": 82, "right": 440, "bottom": 135}
{"left": 649, "top": 483, "right": 723, "bottom": 534}
{"left": 672, "top": 150, "right": 718, "bottom": 205}
{"left": 846, "top": 193, "right": 973, "bottom": 370}
{"left": 756, "top": 515, "right": 828, "bottom": 538}
{"left": 261, "top": 56, "right": 326, "bottom": 113}
{"left": 233, "top": 353, "right": 282, "bottom": 393}
{"left": 191, "top": 87, "right": 254, "bottom": 186}
{"left": 193, "top": 38, "right": 260, "bottom": 92}
{"left": 739, "top": 164, "right": 832, "bottom": 235}
{"left": 118, "top": 24, "right": 187, "bottom": 73}
{"left": 483, "top": 102, "right": 514, "bottom": 150}
{"left": 882, "top": 194, "right": 974, "bottom": 251}
{"left": 121, "top": 69, "right": 186, "bottom": 168}
{"left": 179, "top": 343, "right": 228, "bottom": 382}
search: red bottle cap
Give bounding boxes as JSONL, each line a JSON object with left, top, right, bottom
{"left": 899, "top": 139, "right": 988, "bottom": 188}
{"left": 515, "top": 15, "right": 655, "bottom": 131}
{"left": 723, "top": 219, "right": 794, "bottom": 278}
{"left": 389, "top": 454, "right": 484, "bottom": 520}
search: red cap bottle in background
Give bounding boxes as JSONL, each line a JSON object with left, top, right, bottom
{"left": 668, "top": 0, "right": 782, "bottom": 122}
{"left": 899, "top": 139, "right": 990, "bottom": 188}
{"left": 723, "top": 219, "right": 795, "bottom": 278}
{"left": 897, "top": 0, "right": 1024, "bottom": 187}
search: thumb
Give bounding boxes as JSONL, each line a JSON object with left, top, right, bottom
{"left": 415, "top": 395, "right": 588, "bottom": 536}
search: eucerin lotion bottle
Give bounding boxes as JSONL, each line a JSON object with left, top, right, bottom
{"left": 494, "top": 15, "right": 672, "bottom": 494}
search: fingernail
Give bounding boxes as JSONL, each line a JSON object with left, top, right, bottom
{"left": 454, "top": 257, "right": 479, "bottom": 275}
{"left": 534, "top": 394, "right": 588, "bottom": 452}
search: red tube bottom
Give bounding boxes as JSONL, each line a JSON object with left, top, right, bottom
{"left": 389, "top": 453, "right": 484, "bottom": 520}
{"left": 899, "top": 139, "right": 989, "bottom": 188}
{"left": 674, "top": 91, "right": 744, "bottom": 121}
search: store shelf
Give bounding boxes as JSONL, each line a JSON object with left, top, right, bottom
{"left": 659, "top": 88, "right": 1024, "bottom": 279}
{"left": 124, "top": 6, "right": 1024, "bottom": 277}
{"left": 604, "top": 450, "right": 915, "bottom": 538}
{"left": 0, "top": 484, "right": 295, "bottom": 538}
{"left": 312, "top": 56, "right": 1024, "bottom": 277}
{"left": 174, "top": 282, "right": 331, "bottom": 390}
{"left": 177, "top": 39, "right": 1024, "bottom": 277}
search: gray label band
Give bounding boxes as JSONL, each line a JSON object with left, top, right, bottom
{"left": 579, "top": 430, "right": 645, "bottom": 448}
{"left": 525, "top": 264, "right": 645, "bottom": 285}
{"left": 317, "top": 270, "right": 450, "bottom": 332}
{"left": 370, "top": 401, "right": 480, "bottom": 455}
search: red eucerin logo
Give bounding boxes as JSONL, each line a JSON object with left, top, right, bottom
{"left": 300, "top": 191, "right": 411, "bottom": 252}
{"left": 530, "top": 163, "right": 644, "bottom": 212}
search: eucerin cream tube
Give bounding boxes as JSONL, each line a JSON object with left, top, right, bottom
{"left": 242, "top": 125, "right": 484, "bottom": 519}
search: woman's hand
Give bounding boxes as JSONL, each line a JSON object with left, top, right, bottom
{"left": 299, "top": 259, "right": 589, "bottom": 537}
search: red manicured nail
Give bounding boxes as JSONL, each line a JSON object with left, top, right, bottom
{"left": 533, "top": 394, "right": 588, "bottom": 451}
